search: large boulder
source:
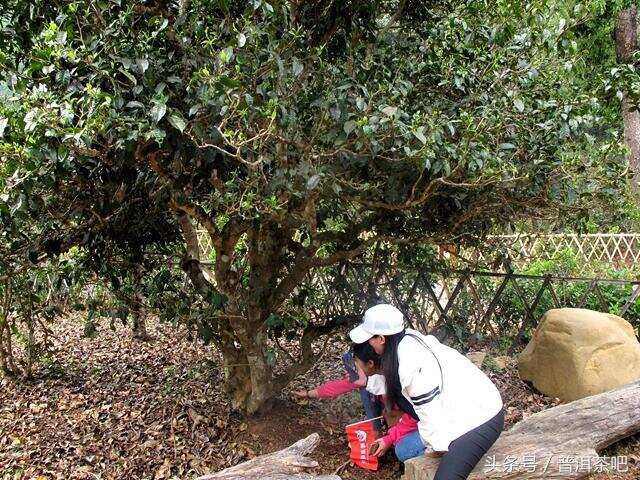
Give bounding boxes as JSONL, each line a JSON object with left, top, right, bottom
{"left": 518, "top": 308, "right": 640, "bottom": 401}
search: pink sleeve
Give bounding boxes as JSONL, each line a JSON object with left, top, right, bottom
{"left": 382, "top": 413, "right": 419, "bottom": 446}
{"left": 316, "top": 377, "right": 360, "bottom": 398}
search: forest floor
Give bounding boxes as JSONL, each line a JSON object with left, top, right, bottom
{"left": 0, "top": 314, "right": 638, "bottom": 480}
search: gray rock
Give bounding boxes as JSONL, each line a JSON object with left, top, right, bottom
{"left": 402, "top": 456, "right": 441, "bottom": 480}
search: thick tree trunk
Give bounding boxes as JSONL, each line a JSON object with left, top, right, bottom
{"left": 0, "top": 320, "right": 11, "bottom": 375}
{"left": 225, "top": 304, "right": 276, "bottom": 414}
{"left": 403, "top": 380, "right": 640, "bottom": 479}
{"left": 0, "top": 317, "right": 19, "bottom": 375}
{"left": 176, "top": 211, "right": 274, "bottom": 413}
{"left": 132, "top": 311, "right": 150, "bottom": 340}
{"left": 616, "top": 6, "right": 640, "bottom": 190}
{"left": 219, "top": 342, "right": 253, "bottom": 412}
{"left": 209, "top": 303, "right": 273, "bottom": 414}
{"left": 219, "top": 326, "right": 319, "bottom": 414}
{"left": 196, "top": 433, "right": 341, "bottom": 480}
{"left": 177, "top": 218, "right": 324, "bottom": 414}
{"left": 0, "top": 283, "right": 16, "bottom": 376}
{"left": 245, "top": 331, "right": 275, "bottom": 413}
{"left": 131, "top": 272, "right": 151, "bottom": 341}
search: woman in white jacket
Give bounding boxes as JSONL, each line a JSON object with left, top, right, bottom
{"left": 350, "top": 303, "right": 504, "bottom": 479}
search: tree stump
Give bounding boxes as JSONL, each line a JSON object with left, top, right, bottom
{"left": 403, "top": 380, "right": 640, "bottom": 479}
{"left": 196, "top": 433, "right": 341, "bottom": 480}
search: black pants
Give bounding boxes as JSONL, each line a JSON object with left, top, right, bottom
{"left": 434, "top": 407, "right": 505, "bottom": 480}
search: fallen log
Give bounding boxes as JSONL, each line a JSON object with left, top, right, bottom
{"left": 403, "top": 379, "right": 640, "bottom": 480}
{"left": 196, "top": 433, "right": 341, "bottom": 480}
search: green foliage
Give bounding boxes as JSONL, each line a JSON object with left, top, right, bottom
{"left": 0, "top": 0, "right": 627, "bottom": 257}
{"left": 0, "top": 0, "right": 635, "bottom": 407}
{"left": 525, "top": 248, "right": 640, "bottom": 323}
{"left": 0, "top": 255, "right": 82, "bottom": 375}
{"left": 436, "top": 246, "right": 640, "bottom": 352}
{"left": 497, "top": 248, "right": 640, "bottom": 344}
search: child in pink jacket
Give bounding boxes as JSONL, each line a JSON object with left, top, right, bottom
{"left": 294, "top": 342, "right": 418, "bottom": 460}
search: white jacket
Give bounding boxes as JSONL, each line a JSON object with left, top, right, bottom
{"left": 397, "top": 329, "right": 503, "bottom": 452}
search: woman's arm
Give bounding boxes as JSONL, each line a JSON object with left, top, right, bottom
{"left": 400, "top": 350, "right": 449, "bottom": 452}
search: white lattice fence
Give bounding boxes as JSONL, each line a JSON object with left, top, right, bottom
{"left": 196, "top": 229, "right": 215, "bottom": 261}
{"left": 196, "top": 230, "right": 640, "bottom": 271}
{"left": 468, "top": 233, "right": 640, "bottom": 271}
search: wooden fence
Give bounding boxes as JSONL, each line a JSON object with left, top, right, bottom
{"left": 465, "top": 233, "right": 640, "bottom": 272}
{"left": 194, "top": 229, "right": 640, "bottom": 348}
{"left": 197, "top": 230, "right": 640, "bottom": 272}
{"left": 305, "top": 266, "right": 640, "bottom": 350}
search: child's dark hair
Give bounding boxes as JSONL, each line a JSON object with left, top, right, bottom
{"left": 352, "top": 342, "right": 381, "bottom": 368}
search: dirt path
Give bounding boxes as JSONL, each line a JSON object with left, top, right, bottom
{"left": 0, "top": 314, "right": 637, "bottom": 479}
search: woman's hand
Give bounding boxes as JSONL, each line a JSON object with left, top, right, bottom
{"left": 369, "top": 438, "right": 391, "bottom": 457}
{"left": 424, "top": 445, "right": 445, "bottom": 458}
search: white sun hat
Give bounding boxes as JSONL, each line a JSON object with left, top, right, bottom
{"left": 349, "top": 303, "right": 405, "bottom": 343}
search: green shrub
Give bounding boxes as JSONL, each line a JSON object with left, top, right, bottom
{"left": 447, "top": 247, "right": 640, "bottom": 350}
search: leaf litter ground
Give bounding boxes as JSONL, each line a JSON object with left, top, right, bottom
{"left": 0, "top": 314, "right": 637, "bottom": 479}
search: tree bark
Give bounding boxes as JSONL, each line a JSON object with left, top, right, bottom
{"left": 175, "top": 211, "right": 355, "bottom": 414}
{"left": 615, "top": 6, "right": 640, "bottom": 190}
{"left": 196, "top": 433, "right": 341, "bottom": 480}
{"left": 219, "top": 343, "right": 253, "bottom": 412}
{"left": 0, "top": 320, "right": 11, "bottom": 375}
{"left": 403, "top": 380, "right": 640, "bottom": 479}
{"left": 0, "top": 281, "right": 16, "bottom": 376}
{"left": 226, "top": 301, "right": 275, "bottom": 415}
{"left": 1, "top": 317, "right": 19, "bottom": 375}
{"left": 132, "top": 310, "right": 150, "bottom": 340}
{"left": 131, "top": 268, "right": 152, "bottom": 341}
